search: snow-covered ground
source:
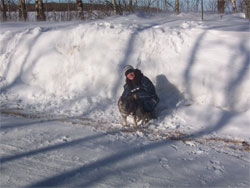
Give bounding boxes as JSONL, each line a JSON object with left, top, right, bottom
{"left": 0, "top": 13, "right": 249, "bottom": 187}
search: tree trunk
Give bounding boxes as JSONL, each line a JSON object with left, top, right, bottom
{"left": 217, "top": 0, "right": 225, "bottom": 14}
{"left": 7, "top": 0, "right": 10, "bottom": 20}
{"left": 18, "top": 0, "right": 27, "bottom": 21}
{"left": 245, "top": 0, "right": 250, "bottom": 21}
{"left": 134, "top": 0, "right": 138, "bottom": 9}
{"left": 187, "top": 0, "right": 189, "bottom": 12}
{"left": 76, "top": 0, "right": 84, "bottom": 20}
{"left": 201, "top": 0, "right": 204, "bottom": 20}
{"left": 1, "top": 0, "right": 7, "bottom": 21}
{"left": 112, "top": 0, "right": 117, "bottom": 15}
{"left": 45, "top": 0, "right": 48, "bottom": 20}
{"left": 129, "top": 0, "right": 133, "bottom": 12}
{"left": 175, "top": 0, "right": 179, "bottom": 14}
{"left": 117, "top": 0, "right": 123, "bottom": 15}
{"left": 35, "top": 0, "right": 46, "bottom": 21}
{"left": 67, "top": 0, "right": 70, "bottom": 21}
{"left": 232, "top": 0, "right": 237, "bottom": 13}
{"left": 39, "top": 0, "right": 46, "bottom": 21}
{"left": 35, "top": 0, "right": 39, "bottom": 20}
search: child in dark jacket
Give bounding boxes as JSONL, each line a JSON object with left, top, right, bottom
{"left": 121, "top": 65, "right": 159, "bottom": 116}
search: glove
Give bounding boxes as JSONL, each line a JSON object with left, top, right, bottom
{"left": 132, "top": 93, "right": 137, "bottom": 99}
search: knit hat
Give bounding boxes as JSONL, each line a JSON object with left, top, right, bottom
{"left": 123, "top": 65, "right": 134, "bottom": 76}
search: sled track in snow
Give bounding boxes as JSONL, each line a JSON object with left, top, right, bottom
{"left": 1, "top": 108, "right": 250, "bottom": 159}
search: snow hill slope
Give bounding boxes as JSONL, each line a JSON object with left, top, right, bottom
{"left": 0, "top": 13, "right": 250, "bottom": 140}
{"left": 0, "top": 13, "right": 250, "bottom": 188}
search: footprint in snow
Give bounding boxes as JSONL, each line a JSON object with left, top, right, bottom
{"left": 207, "top": 160, "right": 224, "bottom": 175}
{"left": 103, "top": 22, "right": 114, "bottom": 29}
{"left": 56, "top": 136, "right": 71, "bottom": 143}
{"left": 61, "top": 136, "right": 70, "bottom": 142}
{"left": 45, "top": 136, "right": 71, "bottom": 145}
{"left": 171, "top": 145, "right": 178, "bottom": 151}
{"left": 159, "top": 158, "right": 169, "bottom": 169}
{"left": 184, "top": 140, "right": 196, "bottom": 147}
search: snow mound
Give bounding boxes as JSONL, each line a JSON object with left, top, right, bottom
{"left": 0, "top": 13, "right": 249, "bottom": 139}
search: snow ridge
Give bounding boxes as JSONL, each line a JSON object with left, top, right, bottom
{"left": 0, "top": 13, "right": 250, "bottom": 139}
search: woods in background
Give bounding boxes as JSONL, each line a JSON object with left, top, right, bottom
{"left": 1, "top": 0, "right": 250, "bottom": 22}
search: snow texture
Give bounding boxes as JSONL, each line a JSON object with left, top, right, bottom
{"left": 0, "top": 13, "right": 250, "bottom": 187}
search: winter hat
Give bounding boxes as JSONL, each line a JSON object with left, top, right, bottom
{"left": 123, "top": 65, "right": 134, "bottom": 76}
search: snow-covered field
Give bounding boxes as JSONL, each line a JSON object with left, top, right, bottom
{"left": 0, "top": 13, "right": 249, "bottom": 187}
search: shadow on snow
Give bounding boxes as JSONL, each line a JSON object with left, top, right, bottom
{"left": 0, "top": 17, "right": 249, "bottom": 188}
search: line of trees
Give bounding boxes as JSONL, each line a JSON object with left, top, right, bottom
{"left": 1, "top": 0, "right": 250, "bottom": 22}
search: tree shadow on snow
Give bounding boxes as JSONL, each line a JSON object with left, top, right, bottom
{"left": 181, "top": 29, "right": 250, "bottom": 139}
{"left": 0, "top": 29, "right": 44, "bottom": 94}
{"left": 25, "top": 138, "right": 177, "bottom": 188}
{"left": 83, "top": 18, "right": 181, "bottom": 118}
{"left": 111, "top": 18, "right": 181, "bottom": 100}
{"left": 2, "top": 17, "right": 250, "bottom": 188}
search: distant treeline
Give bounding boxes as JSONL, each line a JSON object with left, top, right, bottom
{"left": 7, "top": 3, "right": 112, "bottom": 12}
{"left": 1, "top": 0, "right": 249, "bottom": 22}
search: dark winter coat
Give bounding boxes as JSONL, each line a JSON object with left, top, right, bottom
{"left": 121, "top": 69, "right": 159, "bottom": 112}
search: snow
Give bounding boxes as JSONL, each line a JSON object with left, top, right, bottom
{"left": 0, "top": 13, "right": 250, "bottom": 187}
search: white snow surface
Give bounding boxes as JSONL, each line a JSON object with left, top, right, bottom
{"left": 0, "top": 13, "right": 250, "bottom": 187}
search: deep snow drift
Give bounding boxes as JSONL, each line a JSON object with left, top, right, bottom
{"left": 0, "top": 13, "right": 250, "bottom": 187}
{"left": 0, "top": 13, "right": 249, "bottom": 139}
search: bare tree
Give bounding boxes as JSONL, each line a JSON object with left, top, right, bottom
{"left": 67, "top": 0, "right": 70, "bottom": 21}
{"left": 156, "top": 0, "right": 160, "bottom": 12}
{"left": 232, "top": 0, "right": 237, "bottom": 13}
{"left": 45, "top": 0, "right": 48, "bottom": 20}
{"left": 187, "top": 0, "right": 190, "bottom": 12}
{"left": 175, "top": 0, "right": 179, "bottom": 14}
{"left": 245, "top": 0, "right": 250, "bottom": 20}
{"left": 76, "top": 0, "right": 84, "bottom": 20}
{"left": 195, "top": 0, "right": 199, "bottom": 11}
{"left": 129, "top": 0, "right": 133, "bottom": 12}
{"left": 112, "top": 0, "right": 117, "bottom": 15}
{"left": 218, "top": 0, "right": 225, "bottom": 13}
{"left": 201, "top": 0, "right": 204, "bottom": 20}
{"left": 206, "top": 0, "right": 217, "bottom": 12}
{"left": 1, "top": 0, "right": 7, "bottom": 21}
{"left": 7, "top": 0, "right": 10, "bottom": 19}
{"left": 18, "top": 0, "right": 27, "bottom": 21}
{"left": 117, "top": 0, "right": 123, "bottom": 14}
{"left": 134, "top": 0, "right": 138, "bottom": 9}
{"left": 35, "top": 0, "right": 46, "bottom": 21}
{"left": 163, "top": 0, "right": 174, "bottom": 11}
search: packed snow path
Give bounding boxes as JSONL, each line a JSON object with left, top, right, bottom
{"left": 0, "top": 112, "right": 249, "bottom": 187}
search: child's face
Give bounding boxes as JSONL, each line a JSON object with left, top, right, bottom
{"left": 127, "top": 72, "right": 135, "bottom": 80}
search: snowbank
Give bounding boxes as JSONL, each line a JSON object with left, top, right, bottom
{"left": 0, "top": 13, "right": 249, "bottom": 139}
